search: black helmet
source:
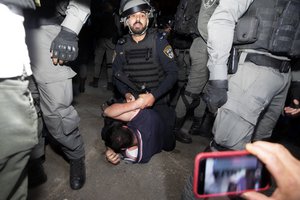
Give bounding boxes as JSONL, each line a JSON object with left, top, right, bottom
{"left": 120, "top": 0, "right": 153, "bottom": 20}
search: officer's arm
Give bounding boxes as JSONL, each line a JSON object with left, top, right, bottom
{"left": 202, "top": 0, "right": 253, "bottom": 113}
{"left": 61, "top": 0, "right": 91, "bottom": 35}
{"left": 112, "top": 46, "right": 131, "bottom": 96}
{"left": 151, "top": 37, "right": 178, "bottom": 100}
{"left": 50, "top": 0, "right": 91, "bottom": 65}
{"left": 207, "top": 0, "right": 253, "bottom": 80}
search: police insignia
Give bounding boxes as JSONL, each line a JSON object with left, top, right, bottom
{"left": 204, "top": 0, "right": 217, "bottom": 8}
{"left": 163, "top": 45, "right": 174, "bottom": 59}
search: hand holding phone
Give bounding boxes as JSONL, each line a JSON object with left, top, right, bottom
{"left": 193, "top": 150, "right": 271, "bottom": 198}
{"left": 242, "top": 141, "right": 300, "bottom": 200}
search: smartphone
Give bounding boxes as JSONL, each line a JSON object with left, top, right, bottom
{"left": 193, "top": 150, "right": 271, "bottom": 198}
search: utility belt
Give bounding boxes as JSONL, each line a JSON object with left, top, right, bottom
{"left": 0, "top": 75, "right": 28, "bottom": 82}
{"left": 245, "top": 53, "right": 290, "bottom": 73}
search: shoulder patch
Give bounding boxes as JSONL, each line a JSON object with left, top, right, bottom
{"left": 163, "top": 45, "right": 174, "bottom": 59}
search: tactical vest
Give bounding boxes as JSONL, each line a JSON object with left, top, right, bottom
{"left": 119, "top": 29, "right": 164, "bottom": 93}
{"left": 233, "top": 0, "right": 300, "bottom": 58}
{"left": 197, "top": 0, "right": 219, "bottom": 41}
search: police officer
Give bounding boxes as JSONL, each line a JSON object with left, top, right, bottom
{"left": 203, "top": 0, "right": 295, "bottom": 151}
{"left": 88, "top": 0, "right": 119, "bottom": 90}
{"left": 182, "top": 0, "right": 297, "bottom": 198}
{"left": 25, "top": 0, "right": 90, "bottom": 190}
{"left": 0, "top": 1, "right": 38, "bottom": 199}
{"left": 173, "top": 0, "right": 219, "bottom": 144}
{"left": 113, "top": 0, "right": 178, "bottom": 148}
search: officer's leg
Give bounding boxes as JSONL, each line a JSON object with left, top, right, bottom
{"left": 174, "top": 37, "right": 209, "bottom": 143}
{"left": 79, "top": 62, "right": 88, "bottom": 93}
{"left": 38, "top": 79, "right": 86, "bottom": 190}
{"left": 253, "top": 70, "right": 291, "bottom": 141}
{"left": 189, "top": 99, "right": 214, "bottom": 138}
{"left": 28, "top": 76, "right": 47, "bottom": 187}
{"left": 186, "top": 37, "right": 209, "bottom": 130}
{"left": 170, "top": 49, "right": 190, "bottom": 107}
{"left": 105, "top": 38, "right": 115, "bottom": 90}
{"left": 90, "top": 38, "right": 105, "bottom": 88}
{"left": 213, "top": 62, "right": 290, "bottom": 150}
{"left": 0, "top": 79, "right": 38, "bottom": 200}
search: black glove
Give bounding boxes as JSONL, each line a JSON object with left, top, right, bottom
{"left": 50, "top": 27, "right": 78, "bottom": 62}
{"left": 202, "top": 80, "right": 228, "bottom": 114}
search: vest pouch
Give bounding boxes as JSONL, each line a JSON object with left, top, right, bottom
{"left": 233, "top": 16, "right": 259, "bottom": 44}
{"left": 269, "top": 0, "right": 300, "bottom": 57}
{"left": 290, "top": 26, "right": 300, "bottom": 58}
{"left": 227, "top": 47, "right": 239, "bottom": 74}
{"left": 125, "top": 48, "right": 153, "bottom": 65}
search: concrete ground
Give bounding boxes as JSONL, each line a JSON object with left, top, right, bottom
{"left": 27, "top": 66, "right": 300, "bottom": 200}
{"left": 27, "top": 70, "right": 213, "bottom": 200}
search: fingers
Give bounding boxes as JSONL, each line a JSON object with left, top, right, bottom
{"left": 245, "top": 142, "right": 294, "bottom": 187}
{"left": 284, "top": 107, "right": 300, "bottom": 116}
{"left": 241, "top": 191, "right": 270, "bottom": 200}
{"left": 50, "top": 51, "right": 67, "bottom": 65}
{"left": 135, "top": 97, "right": 146, "bottom": 109}
{"left": 138, "top": 93, "right": 155, "bottom": 107}
{"left": 106, "top": 151, "right": 120, "bottom": 165}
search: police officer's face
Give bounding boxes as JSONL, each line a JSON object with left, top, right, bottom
{"left": 127, "top": 11, "right": 148, "bottom": 34}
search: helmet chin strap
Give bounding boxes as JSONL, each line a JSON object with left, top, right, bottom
{"left": 126, "top": 18, "right": 149, "bottom": 36}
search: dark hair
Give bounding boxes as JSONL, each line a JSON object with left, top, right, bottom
{"left": 105, "top": 124, "right": 134, "bottom": 153}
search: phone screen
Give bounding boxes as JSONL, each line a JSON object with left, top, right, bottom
{"left": 197, "top": 154, "right": 270, "bottom": 196}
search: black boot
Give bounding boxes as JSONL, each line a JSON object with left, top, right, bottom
{"left": 28, "top": 157, "right": 47, "bottom": 188}
{"left": 79, "top": 78, "right": 86, "bottom": 93}
{"left": 88, "top": 77, "right": 99, "bottom": 88}
{"left": 189, "top": 117, "right": 203, "bottom": 135}
{"left": 70, "top": 157, "right": 86, "bottom": 190}
{"left": 174, "top": 117, "right": 192, "bottom": 144}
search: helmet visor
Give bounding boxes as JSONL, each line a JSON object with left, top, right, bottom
{"left": 121, "top": 3, "right": 150, "bottom": 18}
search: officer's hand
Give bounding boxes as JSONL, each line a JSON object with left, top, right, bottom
{"left": 135, "top": 97, "right": 145, "bottom": 109}
{"left": 284, "top": 99, "right": 300, "bottom": 117}
{"left": 139, "top": 93, "right": 155, "bottom": 108}
{"left": 50, "top": 27, "right": 78, "bottom": 65}
{"left": 125, "top": 93, "right": 135, "bottom": 102}
{"left": 242, "top": 141, "right": 300, "bottom": 200}
{"left": 202, "top": 80, "right": 228, "bottom": 114}
{"left": 105, "top": 148, "right": 120, "bottom": 165}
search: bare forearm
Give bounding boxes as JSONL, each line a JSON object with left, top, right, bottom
{"left": 103, "top": 99, "right": 142, "bottom": 118}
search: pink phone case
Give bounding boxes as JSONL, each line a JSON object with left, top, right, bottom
{"left": 193, "top": 150, "right": 270, "bottom": 198}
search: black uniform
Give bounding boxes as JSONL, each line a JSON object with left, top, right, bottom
{"left": 112, "top": 28, "right": 178, "bottom": 140}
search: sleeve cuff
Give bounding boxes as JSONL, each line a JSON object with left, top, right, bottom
{"left": 61, "top": 14, "right": 84, "bottom": 35}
